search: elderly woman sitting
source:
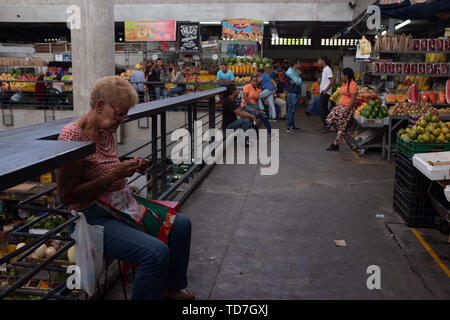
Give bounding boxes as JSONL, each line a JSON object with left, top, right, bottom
{"left": 56, "top": 76, "right": 194, "bottom": 300}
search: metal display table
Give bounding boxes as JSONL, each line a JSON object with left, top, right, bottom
{"left": 382, "top": 115, "right": 409, "bottom": 162}
{"left": 345, "top": 114, "right": 387, "bottom": 157}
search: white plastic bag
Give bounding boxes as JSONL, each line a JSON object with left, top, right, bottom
{"left": 71, "top": 211, "right": 104, "bottom": 297}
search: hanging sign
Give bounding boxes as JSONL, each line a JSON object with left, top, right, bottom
{"left": 222, "top": 19, "right": 264, "bottom": 41}
{"left": 125, "top": 21, "right": 176, "bottom": 42}
{"left": 178, "top": 22, "right": 200, "bottom": 52}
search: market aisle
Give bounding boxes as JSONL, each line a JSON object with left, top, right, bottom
{"left": 182, "top": 111, "right": 450, "bottom": 300}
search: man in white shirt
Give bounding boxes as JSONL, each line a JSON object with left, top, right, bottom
{"left": 317, "top": 56, "right": 334, "bottom": 133}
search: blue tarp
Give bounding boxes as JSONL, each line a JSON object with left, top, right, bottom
{"left": 379, "top": 0, "right": 450, "bottom": 21}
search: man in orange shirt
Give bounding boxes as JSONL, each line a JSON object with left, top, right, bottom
{"left": 305, "top": 76, "right": 321, "bottom": 116}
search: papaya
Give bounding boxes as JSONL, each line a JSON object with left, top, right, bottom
{"left": 438, "top": 91, "right": 446, "bottom": 104}
{"left": 386, "top": 93, "right": 396, "bottom": 103}
{"left": 428, "top": 90, "right": 437, "bottom": 103}
{"left": 396, "top": 93, "right": 406, "bottom": 103}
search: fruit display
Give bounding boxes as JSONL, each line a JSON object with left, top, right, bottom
{"left": 438, "top": 90, "right": 446, "bottom": 104}
{"left": 447, "top": 79, "right": 450, "bottom": 103}
{"left": 0, "top": 71, "right": 38, "bottom": 92}
{"left": 399, "top": 112, "right": 450, "bottom": 143}
{"left": 28, "top": 215, "right": 65, "bottom": 230}
{"left": 385, "top": 93, "right": 406, "bottom": 104}
{"left": 235, "top": 76, "right": 251, "bottom": 83}
{"left": 357, "top": 99, "right": 387, "bottom": 119}
{"left": 388, "top": 102, "right": 437, "bottom": 116}
{"left": 228, "top": 64, "right": 254, "bottom": 74}
{"left": 223, "top": 57, "right": 271, "bottom": 74}
{"left": 437, "top": 107, "right": 450, "bottom": 113}
{"left": 197, "top": 74, "right": 216, "bottom": 82}
{"left": 421, "top": 91, "right": 429, "bottom": 103}
{"left": 329, "top": 88, "right": 341, "bottom": 103}
{"left": 397, "top": 76, "right": 432, "bottom": 91}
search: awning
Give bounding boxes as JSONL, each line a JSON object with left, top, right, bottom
{"left": 379, "top": 0, "right": 450, "bottom": 21}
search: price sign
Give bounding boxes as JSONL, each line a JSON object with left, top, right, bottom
{"left": 179, "top": 22, "right": 200, "bottom": 52}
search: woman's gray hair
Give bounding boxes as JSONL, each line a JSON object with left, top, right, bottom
{"left": 90, "top": 76, "right": 138, "bottom": 110}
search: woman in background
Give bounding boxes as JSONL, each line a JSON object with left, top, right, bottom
{"left": 241, "top": 76, "right": 274, "bottom": 137}
{"left": 325, "top": 68, "right": 358, "bottom": 151}
{"left": 168, "top": 65, "right": 186, "bottom": 97}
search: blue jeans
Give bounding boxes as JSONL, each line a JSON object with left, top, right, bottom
{"left": 168, "top": 86, "right": 185, "bottom": 97}
{"left": 287, "top": 93, "right": 299, "bottom": 129}
{"left": 307, "top": 95, "right": 320, "bottom": 114}
{"left": 154, "top": 87, "right": 167, "bottom": 100}
{"left": 71, "top": 204, "right": 191, "bottom": 300}
{"left": 243, "top": 106, "right": 271, "bottom": 134}
{"left": 226, "top": 118, "right": 252, "bottom": 131}
{"left": 258, "top": 89, "right": 276, "bottom": 120}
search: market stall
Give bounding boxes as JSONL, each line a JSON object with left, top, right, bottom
{"left": 344, "top": 33, "right": 450, "bottom": 161}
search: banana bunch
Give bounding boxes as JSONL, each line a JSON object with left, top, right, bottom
{"left": 425, "top": 53, "right": 447, "bottom": 63}
{"left": 330, "top": 89, "right": 341, "bottom": 103}
{"left": 398, "top": 76, "right": 432, "bottom": 91}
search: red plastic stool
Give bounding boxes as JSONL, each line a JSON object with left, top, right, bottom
{"left": 120, "top": 200, "right": 180, "bottom": 282}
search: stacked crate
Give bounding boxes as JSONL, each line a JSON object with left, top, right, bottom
{"left": 393, "top": 152, "right": 436, "bottom": 227}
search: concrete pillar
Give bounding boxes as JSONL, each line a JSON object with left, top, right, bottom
{"left": 71, "top": 0, "right": 115, "bottom": 115}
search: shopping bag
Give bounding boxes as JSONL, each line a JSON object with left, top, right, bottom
{"left": 71, "top": 211, "right": 104, "bottom": 297}
{"left": 360, "top": 36, "right": 372, "bottom": 55}
{"left": 95, "top": 194, "right": 177, "bottom": 245}
{"left": 286, "top": 67, "right": 302, "bottom": 86}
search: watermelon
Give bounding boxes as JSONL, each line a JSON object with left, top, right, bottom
{"left": 407, "top": 84, "right": 419, "bottom": 103}
{"left": 262, "top": 57, "right": 269, "bottom": 64}
{"left": 447, "top": 80, "right": 450, "bottom": 104}
{"left": 248, "top": 57, "right": 254, "bottom": 63}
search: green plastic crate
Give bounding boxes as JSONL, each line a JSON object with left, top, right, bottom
{"left": 396, "top": 134, "right": 450, "bottom": 160}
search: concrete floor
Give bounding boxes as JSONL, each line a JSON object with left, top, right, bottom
{"left": 107, "top": 111, "right": 450, "bottom": 300}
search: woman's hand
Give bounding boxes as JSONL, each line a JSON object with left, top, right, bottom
{"left": 107, "top": 159, "right": 141, "bottom": 182}
{"left": 135, "top": 157, "right": 151, "bottom": 175}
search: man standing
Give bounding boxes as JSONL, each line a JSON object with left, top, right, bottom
{"left": 317, "top": 56, "right": 334, "bottom": 133}
{"left": 150, "top": 58, "right": 170, "bottom": 100}
{"left": 285, "top": 60, "right": 302, "bottom": 133}
{"left": 130, "top": 64, "right": 146, "bottom": 103}
{"left": 216, "top": 63, "right": 235, "bottom": 88}
{"left": 257, "top": 67, "right": 277, "bottom": 121}
{"left": 144, "top": 60, "right": 154, "bottom": 100}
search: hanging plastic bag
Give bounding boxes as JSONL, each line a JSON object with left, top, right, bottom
{"left": 10, "top": 91, "right": 21, "bottom": 103}
{"left": 360, "top": 36, "right": 372, "bottom": 55}
{"left": 71, "top": 211, "right": 104, "bottom": 297}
